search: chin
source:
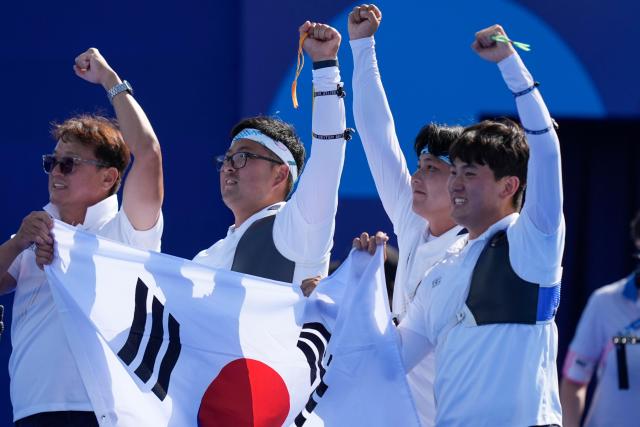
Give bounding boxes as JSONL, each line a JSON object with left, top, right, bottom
{"left": 450, "top": 209, "right": 466, "bottom": 225}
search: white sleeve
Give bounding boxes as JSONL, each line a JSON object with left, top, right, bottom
{"left": 350, "top": 37, "right": 414, "bottom": 230}
{"left": 101, "top": 209, "right": 164, "bottom": 252}
{"left": 562, "top": 291, "right": 605, "bottom": 384}
{"left": 397, "top": 288, "right": 435, "bottom": 371}
{"left": 274, "top": 66, "right": 346, "bottom": 262}
{"left": 500, "top": 54, "right": 565, "bottom": 285}
{"left": 7, "top": 250, "right": 22, "bottom": 281}
{"left": 498, "top": 53, "right": 563, "bottom": 235}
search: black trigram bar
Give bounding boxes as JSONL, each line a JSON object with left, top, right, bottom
{"left": 294, "top": 377, "right": 330, "bottom": 426}
{"left": 297, "top": 322, "right": 331, "bottom": 385}
{"left": 117, "top": 279, "right": 148, "bottom": 364}
{"left": 117, "top": 278, "right": 182, "bottom": 401}
{"left": 294, "top": 322, "right": 333, "bottom": 427}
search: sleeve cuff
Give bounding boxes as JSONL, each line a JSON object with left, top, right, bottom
{"left": 497, "top": 53, "right": 535, "bottom": 93}
{"left": 312, "top": 66, "right": 341, "bottom": 87}
{"left": 349, "top": 35, "right": 375, "bottom": 52}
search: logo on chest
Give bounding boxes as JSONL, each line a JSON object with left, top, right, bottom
{"left": 431, "top": 277, "right": 442, "bottom": 288}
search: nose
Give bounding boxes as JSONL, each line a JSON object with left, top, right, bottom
{"left": 411, "top": 169, "right": 423, "bottom": 185}
{"left": 51, "top": 161, "right": 65, "bottom": 176}
{"left": 448, "top": 173, "right": 463, "bottom": 193}
{"left": 219, "top": 156, "right": 235, "bottom": 173}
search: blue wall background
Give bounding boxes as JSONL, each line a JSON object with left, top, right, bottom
{"left": 1, "top": 0, "right": 638, "bottom": 424}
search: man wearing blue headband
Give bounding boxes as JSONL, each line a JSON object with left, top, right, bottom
{"left": 348, "top": 5, "right": 465, "bottom": 426}
{"left": 193, "top": 21, "right": 348, "bottom": 287}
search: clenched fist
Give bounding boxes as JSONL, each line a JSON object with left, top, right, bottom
{"left": 348, "top": 4, "right": 382, "bottom": 40}
{"left": 74, "top": 48, "right": 121, "bottom": 90}
{"left": 472, "top": 24, "right": 517, "bottom": 63}
{"left": 298, "top": 21, "right": 341, "bottom": 62}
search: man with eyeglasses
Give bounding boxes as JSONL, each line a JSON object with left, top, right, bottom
{"left": 192, "top": 21, "right": 348, "bottom": 288}
{"left": 0, "top": 48, "right": 163, "bottom": 427}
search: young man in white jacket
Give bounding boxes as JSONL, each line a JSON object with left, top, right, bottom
{"left": 348, "top": 5, "right": 464, "bottom": 425}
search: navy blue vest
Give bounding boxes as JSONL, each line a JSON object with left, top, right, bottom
{"left": 231, "top": 215, "right": 296, "bottom": 283}
{"left": 466, "top": 230, "right": 560, "bottom": 325}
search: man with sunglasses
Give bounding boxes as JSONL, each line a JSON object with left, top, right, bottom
{"left": 192, "top": 21, "right": 348, "bottom": 288}
{"left": 0, "top": 48, "right": 163, "bottom": 427}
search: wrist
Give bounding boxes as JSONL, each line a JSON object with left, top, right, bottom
{"left": 349, "top": 33, "right": 373, "bottom": 41}
{"left": 310, "top": 54, "right": 337, "bottom": 63}
{"left": 313, "top": 59, "right": 339, "bottom": 70}
{"left": 101, "top": 71, "right": 121, "bottom": 91}
{"left": 7, "top": 235, "right": 27, "bottom": 254}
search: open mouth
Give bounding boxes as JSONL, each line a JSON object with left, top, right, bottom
{"left": 453, "top": 197, "right": 466, "bottom": 206}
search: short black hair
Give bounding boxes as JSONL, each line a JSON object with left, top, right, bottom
{"left": 414, "top": 123, "right": 464, "bottom": 159}
{"left": 450, "top": 118, "right": 529, "bottom": 209}
{"left": 230, "top": 116, "right": 305, "bottom": 196}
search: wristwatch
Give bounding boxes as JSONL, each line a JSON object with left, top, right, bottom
{"left": 107, "top": 80, "right": 133, "bottom": 103}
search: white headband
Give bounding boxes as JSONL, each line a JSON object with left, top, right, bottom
{"left": 231, "top": 128, "right": 298, "bottom": 183}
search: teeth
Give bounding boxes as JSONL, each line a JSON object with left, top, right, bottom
{"left": 225, "top": 179, "right": 236, "bottom": 185}
{"left": 53, "top": 183, "right": 66, "bottom": 189}
{"left": 453, "top": 197, "right": 466, "bottom": 205}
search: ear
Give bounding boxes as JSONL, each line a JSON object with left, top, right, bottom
{"left": 101, "top": 167, "right": 119, "bottom": 192}
{"left": 499, "top": 175, "right": 520, "bottom": 200}
{"left": 272, "top": 164, "right": 289, "bottom": 187}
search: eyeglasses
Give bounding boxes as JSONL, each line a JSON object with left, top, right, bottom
{"left": 42, "top": 154, "right": 109, "bottom": 175}
{"left": 214, "top": 151, "right": 283, "bottom": 171}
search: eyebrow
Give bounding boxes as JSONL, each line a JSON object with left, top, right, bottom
{"left": 53, "top": 149, "right": 80, "bottom": 157}
{"left": 455, "top": 162, "right": 478, "bottom": 169}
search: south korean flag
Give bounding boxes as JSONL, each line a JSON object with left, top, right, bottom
{"left": 47, "top": 221, "right": 313, "bottom": 427}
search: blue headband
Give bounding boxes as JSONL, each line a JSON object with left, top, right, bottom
{"left": 420, "top": 147, "right": 451, "bottom": 165}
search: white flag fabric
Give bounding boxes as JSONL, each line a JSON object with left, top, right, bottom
{"left": 45, "top": 221, "right": 420, "bottom": 426}
{"left": 293, "top": 249, "right": 421, "bottom": 427}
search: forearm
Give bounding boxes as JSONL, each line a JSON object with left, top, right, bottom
{"left": 0, "top": 238, "right": 21, "bottom": 293}
{"left": 103, "top": 73, "right": 164, "bottom": 229}
{"left": 293, "top": 66, "right": 346, "bottom": 224}
{"left": 102, "top": 73, "right": 162, "bottom": 159}
{"left": 560, "top": 378, "right": 587, "bottom": 427}
{"left": 499, "top": 53, "right": 563, "bottom": 234}
{"left": 350, "top": 37, "right": 413, "bottom": 225}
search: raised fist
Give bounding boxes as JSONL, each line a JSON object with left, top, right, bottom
{"left": 348, "top": 4, "right": 382, "bottom": 40}
{"left": 472, "top": 24, "right": 516, "bottom": 63}
{"left": 74, "top": 48, "right": 120, "bottom": 90}
{"left": 298, "top": 21, "right": 341, "bottom": 62}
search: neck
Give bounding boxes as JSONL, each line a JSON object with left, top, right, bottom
{"left": 428, "top": 216, "right": 457, "bottom": 237}
{"left": 232, "top": 201, "right": 282, "bottom": 229}
{"left": 466, "top": 209, "right": 516, "bottom": 240}
{"left": 59, "top": 207, "right": 87, "bottom": 226}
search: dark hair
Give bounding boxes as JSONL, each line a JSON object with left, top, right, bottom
{"left": 51, "top": 114, "right": 130, "bottom": 196}
{"left": 450, "top": 118, "right": 529, "bottom": 209}
{"left": 414, "top": 123, "right": 464, "bottom": 158}
{"left": 631, "top": 210, "right": 640, "bottom": 242}
{"left": 230, "top": 116, "right": 305, "bottom": 196}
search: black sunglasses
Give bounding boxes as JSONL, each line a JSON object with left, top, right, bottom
{"left": 42, "top": 154, "right": 109, "bottom": 176}
{"left": 214, "top": 151, "right": 283, "bottom": 171}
